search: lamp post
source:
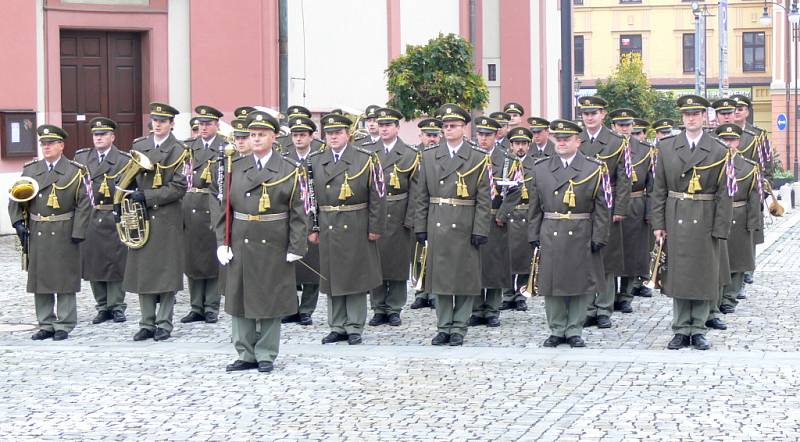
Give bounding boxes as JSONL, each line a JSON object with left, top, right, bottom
{"left": 573, "top": 76, "right": 582, "bottom": 120}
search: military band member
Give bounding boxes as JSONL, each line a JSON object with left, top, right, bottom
{"left": 528, "top": 120, "right": 610, "bottom": 347}
{"left": 608, "top": 109, "right": 654, "bottom": 311}
{"left": 356, "top": 104, "right": 382, "bottom": 147}
{"left": 74, "top": 117, "right": 131, "bottom": 324}
{"left": 278, "top": 105, "right": 324, "bottom": 152}
{"left": 413, "top": 104, "right": 492, "bottom": 346}
{"left": 504, "top": 102, "right": 525, "bottom": 129}
{"left": 632, "top": 119, "right": 649, "bottom": 143}
{"left": 127, "top": 102, "right": 189, "bottom": 342}
{"left": 651, "top": 95, "right": 732, "bottom": 351}
{"left": 189, "top": 117, "right": 200, "bottom": 140}
{"left": 498, "top": 127, "right": 536, "bottom": 310}
{"left": 309, "top": 113, "right": 386, "bottom": 345}
{"left": 714, "top": 124, "right": 761, "bottom": 314}
{"left": 362, "top": 108, "right": 418, "bottom": 327}
{"left": 490, "top": 111, "right": 511, "bottom": 150}
{"left": 527, "top": 117, "right": 556, "bottom": 159}
{"left": 470, "top": 116, "right": 514, "bottom": 327}
{"left": 652, "top": 119, "right": 675, "bottom": 141}
{"left": 282, "top": 116, "right": 321, "bottom": 326}
{"left": 410, "top": 117, "right": 443, "bottom": 310}
{"left": 214, "top": 111, "right": 306, "bottom": 373}
{"left": 231, "top": 118, "right": 252, "bottom": 156}
{"left": 9, "top": 125, "right": 90, "bottom": 341}
{"left": 179, "top": 105, "right": 225, "bottom": 325}
{"left": 578, "top": 96, "right": 631, "bottom": 329}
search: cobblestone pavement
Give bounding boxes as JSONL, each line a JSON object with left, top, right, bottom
{"left": 1, "top": 210, "right": 799, "bottom": 440}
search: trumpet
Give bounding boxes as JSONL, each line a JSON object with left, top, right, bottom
{"left": 521, "top": 246, "right": 540, "bottom": 297}
{"left": 410, "top": 241, "right": 428, "bottom": 291}
{"left": 643, "top": 237, "right": 666, "bottom": 290}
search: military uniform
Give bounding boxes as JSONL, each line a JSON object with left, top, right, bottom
{"left": 413, "top": 104, "right": 492, "bottom": 345}
{"left": 181, "top": 105, "right": 225, "bottom": 324}
{"left": 578, "top": 97, "right": 631, "bottom": 327}
{"left": 8, "top": 125, "right": 90, "bottom": 340}
{"left": 73, "top": 118, "right": 131, "bottom": 323}
{"left": 126, "top": 102, "right": 189, "bottom": 341}
{"left": 528, "top": 120, "right": 610, "bottom": 347}
{"left": 310, "top": 113, "right": 386, "bottom": 344}
{"left": 216, "top": 112, "right": 308, "bottom": 371}
{"left": 651, "top": 95, "right": 733, "bottom": 350}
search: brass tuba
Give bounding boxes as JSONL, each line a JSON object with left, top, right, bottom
{"left": 522, "top": 246, "right": 540, "bottom": 297}
{"left": 410, "top": 241, "right": 428, "bottom": 291}
{"left": 113, "top": 150, "right": 154, "bottom": 249}
{"left": 643, "top": 237, "right": 666, "bottom": 290}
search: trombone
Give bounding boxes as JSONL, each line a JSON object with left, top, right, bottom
{"left": 410, "top": 241, "right": 428, "bottom": 291}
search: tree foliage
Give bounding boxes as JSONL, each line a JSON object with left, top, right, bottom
{"left": 596, "top": 53, "right": 680, "bottom": 126}
{"left": 386, "top": 33, "right": 488, "bottom": 120}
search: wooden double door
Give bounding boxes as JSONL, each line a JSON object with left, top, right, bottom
{"left": 60, "top": 30, "right": 143, "bottom": 157}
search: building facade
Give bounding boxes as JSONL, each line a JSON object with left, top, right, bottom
{"left": 0, "top": 0, "right": 564, "bottom": 233}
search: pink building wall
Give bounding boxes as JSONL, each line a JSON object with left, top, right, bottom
{"left": 499, "top": 0, "right": 532, "bottom": 117}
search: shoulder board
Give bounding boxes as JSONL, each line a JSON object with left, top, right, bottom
{"left": 423, "top": 144, "right": 438, "bottom": 152}
{"left": 608, "top": 131, "right": 623, "bottom": 139}
{"left": 739, "top": 156, "right": 759, "bottom": 167}
{"left": 280, "top": 150, "right": 289, "bottom": 156}
{"left": 639, "top": 140, "right": 653, "bottom": 148}
{"left": 281, "top": 155, "right": 301, "bottom": 168}
{"left": 118, "top": 150, "right": 132, "bottom": 158}
{"left": 75, "top": 148, "right": 91, "bottom": 155}
{"left": 657, "top": 134, "right": 676, "bottom": 142}
{"left": 463, "top": 138, "right": 478, "bottom": 147}
{"left": 360, "top": 139, "right": 377, "bottom": 146}
{"left": 308, "top": 150, "right": 324, "bottom": 158}
{"left": 471, "top": 145, "right": 488, "bottom": 155}
{"left": 354, "top": 133, "right": 367, "bottom": 140}
{"left": 713, "top": 137, "right": 728, "bottom": 148}
{"left": 534, "top": 156, "right": 550, "bottom": 165}
{"left": 743, "top": 128, "right": 756, "bottom": 136}
{"left": 276, "top": 134, "right": 288, "bottom": 140}
{"left": 355, "top": 146, "right": 376, "bottom": 156}
{"left": 132, "top": 136, "right": 147, "bottom": 144}
{"left": 314, "top": 138, "right": 324, "bottom": 143}
{"left": 408, "top": 144, "right": 419, "bottom": 152}
{"left": 68, "top": 159, "right": 88, "bottom": 171}
{"left": 184, "top": 137, "right": 197, "bottom": 143}
{"left": 585, "top": 156, "right": 604, "bottom": 166}
{"left": 751, "top": 125, "right": 765, "bottom": 134}
{"left": 231, "top": 154, "right": 245, "bottom": 163}
{"left": 23, "top": 158, "right": 39, "bottom": 167}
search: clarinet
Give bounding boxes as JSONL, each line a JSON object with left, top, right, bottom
{"left": 306, "top": 157, "right": 320, "bottom": 232}
{"left": 216, "top": 144, "right": 226, "bottom": 201}
{"left": 500, "top": 154, "right": 510, "bottom": 199}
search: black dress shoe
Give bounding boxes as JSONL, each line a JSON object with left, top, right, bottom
{"left": 204, "top": 311, "right": 219, "bottom": 323}
{"left": 691, "top": 334, "right": 711, "bottom": 350}
{"left": 431, "top": 332, "right": 450, "bottom": 346}
{"left": 743, "top": 273, "right": 754, "bottom": 284}
{"left": 257, "top": 361, "right": 274, "bottom": 372}
{"left": 514, "top": 299, "right": 528, "bottom": 311}
{"left": 566, "top": 336, "right": 586, "bottom": 348}
{"left": 719, "top": 304, "right": 736, "bottom": 314}
{"left": 387, "top": 313, "right": 402, "bottom": 326}
{"left": 52, "top": 330, "right": 69, "bottom": 341}
{"left": 429, "top": 300, "right": 436, "bottom": 309}
{"left": 180, "top": 311, "right": 205, "bottom": 323}
{"left": 282, "top": 313, "right": 301, "bottom": 324}
{"left": 449, "top": 334, "right": 464, "bottom": 346}
{"left": 596, "top": 315, "right": 612, "bottom": 328}
{"left": 736, "top": 292, "right": 747, "bottom": 300}
{"left": 321, "top": 331, "right": 348, "bottom": 344}
{"left": 584, "top": 316, "right": 598, "bottom": 328}
{"left": 542, "top": 335, "right": 566, "bottom": 347}
{"left": 614, "top": 301, "right": 633, "bottom": 313}
{"left": 485, "top": 316, "right": 501, "bottom": 327}
{"left": 705, "top": 318, "right": 728, "bottom": 330}
{"left": 112, "top": 310, "right": 126, "bottom": 323}
{"left": 667, "top": 334, "right": 690, "bottom": 350}
{"left": 226, "top": 360, "right": 258, "bottom": 372}
{"left": 92, "top": 310, "right": 113, "bottom": 324}
{"left": 133, "top": 328, "right": 154, "bottom": 341}
{"left": 368, "top": 313, "right": 388, "bottom": 326}
{"left": 298, "top": 313, "right": 313, "bottom": 326}
{"left": 347, "top": 334, "right": 362, "bottom": 345}
{"left": 153, "top": 328, "right": 171, "bottom": 341}
{"left": 636, "top": 286, "right": 653, "bottom": 297}
{"left": 467, "top": 315, "right": 485, "bottom": 327}
{"left": 31, "top": 330, "right": 54, "bottom": 341}
{"left": 499, "top": 300, "right": 515, "bottom": 311}
{"left": 410, "top": 298, "right": 428, "bottom": 309}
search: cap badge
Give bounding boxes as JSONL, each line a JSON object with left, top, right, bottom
{"left": 687, "top": 98, "right": 693, "bottom": 104}
{"left": 43, "top": 128, "right": 49, "bottom": 134}
{"left": 256, "top": 115, "right": 263, "bottom": 121}
{"left": 558, "top": 123, "right": 564, "bottom": 129}
{"left": 200, "top": 109, "right": 206, "bottom": 114}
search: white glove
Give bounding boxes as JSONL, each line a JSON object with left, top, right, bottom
{"left": 286, "top": 252, "right": 303, "bottom": 263}
{"left": 217, "top": 246, "right": 233, "bottom": 266}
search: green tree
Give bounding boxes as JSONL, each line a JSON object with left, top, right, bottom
{"left": 596, "top": 53, "right": 680, "bottom": 126}
{"left": 386, "top": 33, "right": 488, "bottom": 119}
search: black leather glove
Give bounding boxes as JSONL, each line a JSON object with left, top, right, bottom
{"left": 71, "top": 237, "right": 84, "bottom": 244}
{"left": 530, "top": 240, "right": 540, "bottom": 250}
{"left": 470, "top": 234, "right": 488, "bottom": 248}
{"left": 416, "top": 232, "right": 427, "bottom": 245}
{"left": 591, "top": 242, "right": 605, "bottom": 253}
{"left": 12, "top": 220, "right": 28, "bottom": 243}
{"left": 131, "top": 191, "right": 146, "bottom": 204}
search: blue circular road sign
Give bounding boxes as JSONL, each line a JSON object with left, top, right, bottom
{"left": 777, "top": 113, "right": 787, "bottom": 131}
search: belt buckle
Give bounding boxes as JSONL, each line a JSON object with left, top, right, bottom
{"left": 40, "top": 215, "right": 51, "bottom": 221}
{"left": 247, "top": 214, "right": 260, "bottom": 221}
{"left": 331, "top": 205, "right": 341, "bottom": 211}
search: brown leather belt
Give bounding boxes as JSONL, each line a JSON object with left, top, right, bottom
{"left": 319, "top": 202, "right": 368, "bottom": 213}
{"left": 630, "top": 191, "right": 645, "bottom": 198}
{"left": 233, "top": 211, "right": 289, "bottom": 222}
{"left": 31, "top": 213, "right": 74, "bottom": 222}
{"left": 386, "top": 193, "right": 408, "bottom": 202}
{"left": 668, "top": 191, "right": 714, "bottom": 201}
{"left": 429, "top": 197, "right": 476, "bottom": 206}
{"left": 544, "top": 212, "right": 591, "bottom": 220}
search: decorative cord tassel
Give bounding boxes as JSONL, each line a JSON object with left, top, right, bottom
{"left": 456, "top": 176, "right": 469, "bottom": 197}
{"left": 258, "top": 185, "right": 271, "bottom": 212}
{"left": 631, "top": 169, "right": 638, "bottom": 184}
{"left": 563, "top": 182, "right": 576, "bottom": 208}
{"left": 687, "top": 169, "right": 701, "bottom": 194}
{"left": 98, "top": 176, "right": 111, "bottom": 197}
{"left": 521, "top": 184, "right": 529, "bottom": 201}
{"left": 338, "top": 174, "right": 353, "bottom": 200}
{"left": 200, "top": 162, "right": 212, "bottom": 183}
{"left": 152, "top": 166, "right": 163, "bottom": 188}
{"left": 390, "top": 166, "right": 400, "bottom": 189}
{"left": 47, "top": 187, "right": 60, "bottom": 209}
